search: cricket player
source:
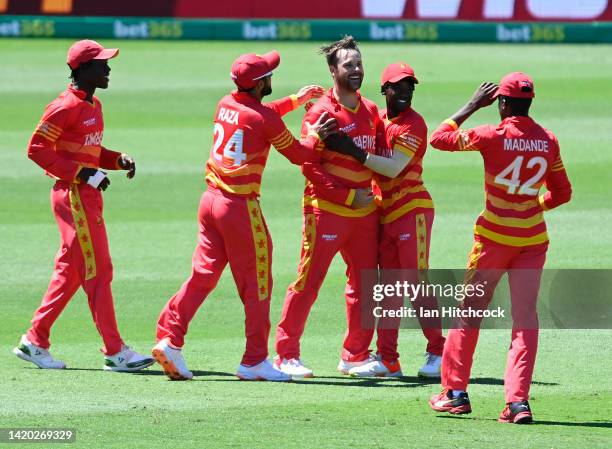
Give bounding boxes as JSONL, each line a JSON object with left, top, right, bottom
{"left": 13, "top": 40, "right": 154, "bottom": 372}
{"left": 329, "top": 62, "right": 446, "bottom": 378}
{"left": 274, "top": 36, "right": 385, "bottom": 378}
{"left": 427, "top": 73, "right": 572, "bottom": 423}
{"left": 153, "top": 50, "right": 337, "bottom": 381}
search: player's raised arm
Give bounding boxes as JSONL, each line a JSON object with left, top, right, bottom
{"left": 266, "top": 85, "right": 325, "bottom": 117}
{"left": 429, "top": 82, "right": 497, "bottom": 152}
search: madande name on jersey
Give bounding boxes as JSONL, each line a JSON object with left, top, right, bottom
{"left": 218, "top": 107, "right": 239, "bottom": 125}
{"left": 503, "top": 138, "right": 549, "bottom": 153}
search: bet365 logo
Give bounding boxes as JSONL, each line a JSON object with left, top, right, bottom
{"left": 85, "top": 131, "right": 103, "bottom": 146}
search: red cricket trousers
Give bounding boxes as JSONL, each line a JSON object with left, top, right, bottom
{"left": 377, "top": 210, "right": 445, "bottom": 361}
{"left": 27, "top": 181, "right": 124, "bottom": 355}
{"left": 275, "top": 209, "right": 378, "bottom": 362}
{"left": 442, "top": 238, "right": 547, "bottom": 403}
{"left": 156, "top": 186, "right": 272, "bottom": 366}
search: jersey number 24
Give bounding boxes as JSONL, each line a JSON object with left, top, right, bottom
{"left": 213, "top": 122, "right": 246, "bottom": 167}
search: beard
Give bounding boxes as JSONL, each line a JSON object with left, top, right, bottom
{"left": 337, "top": 74, "right": 362, "bottom": 92}
{"left": 261, "top": 85, "right": 272, "bottom": 97}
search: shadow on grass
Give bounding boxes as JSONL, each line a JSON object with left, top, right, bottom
{"left": 436, "top": 415, "right": 612, "bottom": 428}
{"left": 470, "top": 377, "right": 558, "bottom": 386}
{"left": 62, "top": 367, "right": 234, "bottom": 377}
{"left": 59, "top": 368, "right": 557, "bottom": 388}
{"left": 286, "top": 376, "right": 558, "bottom": 388}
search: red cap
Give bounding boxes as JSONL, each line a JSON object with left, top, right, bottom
{"left": 495, "top": 72, "right": 535, "bottom": 99}
{"left": 67, "top": 40, "right": 119, "bottom": 70}
{"left": 230, "top": 51, "right": 280, "bottom": 89}
{"left": 381, "top": 62, "right": 419, "bottom": 86}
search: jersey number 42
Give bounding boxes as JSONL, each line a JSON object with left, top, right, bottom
{"left": 212, "top": 122, "right": 246, "bottom": 167}
{"left": 495, "top": 155, "right": 547, "bottom": 196}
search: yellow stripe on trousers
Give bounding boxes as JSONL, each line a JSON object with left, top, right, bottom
{"left": 292, "top": 213, "right": 316, "bottom": 293}
{"left": 247, "top": 198, "right": 270, "bottom": 301}
{"left": 464, "top": 241, "right": 484, "bottom": 285}
{"left": 69, "top": 185, "right": 96, "bottom": 280}
{"left": 416, "top": 213, "right": 428, "bottom": 270}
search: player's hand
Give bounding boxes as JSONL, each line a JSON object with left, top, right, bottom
{"left": 352, "top": 188, "right": 374, "bottom": 209}
{"left": 304, "top": 101, "right": 314, "bottom": 112}
{"left": 323, "top": 133, "right": 352, "bottom": 154}
{"left": 324, "top": 133, "right": 368, "bottom": 164}
{"left": 468, "top": 82, "right": 498, "bottom": 109}
{"left": 118, "top": 153, "right": 136, "bottom": 179}
{"left": 306, "top": 111, "right": 337, "bottom": 140}
{"left": 77, "top": 168, "right": 110, "bottom": 191}
{"left": 296, "top": 85, "right": 325, "bottom": 105}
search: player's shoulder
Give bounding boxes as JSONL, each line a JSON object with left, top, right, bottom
{"left": 404, "top": 108, "right": 427, "bottom": 130}
{"left": 473, "top": 123, "right": 498, "bottom": 137}
{"left": 389, "top": 108, "right": 427, "bottom": 136}
{"left": 407, "top": 107, "right": 426, "bottom": 124}
{"left": 531, "top": 120, "right": 558, "bottom": 142}
{"left": 218, "top": 93, "right": 260, "bottom": 122}
{"left": 360, "top": 95, "right": 379, "bottom": 114}
{"left": 42, "top": 90, "right": 78, "bottom": 119}
{"left": 309, "top": 96, "right": 334, "bottom": 114}
{"left": 217, "top": 93, "right": 241, "bottom": 110}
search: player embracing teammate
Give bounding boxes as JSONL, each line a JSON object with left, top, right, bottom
{"left": 274, "top": 37, "right": 446, "bottom": 379}
{"left": 337, "top": 62, "right": 447, "bottom": 378}
{"left": 153, "top": 50, "right": 338, "bottom": 381}
{"left": 273, "top": 36, "right": 382, "bottom": 377}
{"left": 298, "top": 59, "right": 448, "bottom": 378}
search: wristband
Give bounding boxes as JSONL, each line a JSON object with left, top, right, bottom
{"left": 87, "top": 170, "right": 107, "bottom": 189}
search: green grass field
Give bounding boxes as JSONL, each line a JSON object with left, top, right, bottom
{"left": 0, "top": 39, "right": 611, "bottom": 448}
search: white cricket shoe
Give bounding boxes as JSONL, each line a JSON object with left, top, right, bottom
{"left": 273, "top": 356, "right": 314, "bottom": 378}
{"left": 418, "top": 352, "right": 442, "bottom": 378}
{"left": 349, "top": 355, "right": 403, "bottom": 378}
{"left": 104, "top": 345, "right": 155, "bottom": 372}
{"left": 236, "top": 359, "right": 291, "bottom": 381}
{"left": 337, "top": 354, "right": 376, "bottom": 375}
{"left": 151, "top": 338, "right": 193, "bottom": 380}
{"left": 13, "top": 335, "right": 66, "bottom": 369}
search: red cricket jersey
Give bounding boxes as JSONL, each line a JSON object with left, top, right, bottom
{"left": 27, "top": 85, "right": 122, "bottom": 180}
{"left": 301, "top": 89, "right": 380, "bottom": 217}
{"left": 374, "top": 107, "right": 434, "bottom": 224}
{"left": 430, "top": 116, "right": 572, "bottom": 247}
{"left": 205, "top": 91, "right": 317, "bottom": 196}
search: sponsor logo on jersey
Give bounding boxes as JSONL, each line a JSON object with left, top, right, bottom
{"left": 83, "top": 117, "right": 97, "bottom": 126}
{"left": 322, "top": 234, "right": 337, "bottom": 241}
{"left": 399, "top": 233, "right": 411, "bottom": 241}
{"left": 84, "top": 131, "right": 103, "bottom": 146}
{"left": 218, "top": 107, "right": 240, "bottom": 125}
{"left": 503, "top": 138, "right": 549, "bottom": 153}
{"left": 339, "top": 122, "right": 356, "bottom": 133}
